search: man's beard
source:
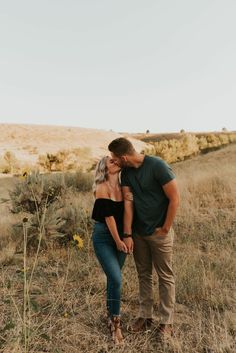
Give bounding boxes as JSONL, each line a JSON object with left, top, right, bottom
{"left": 121, "top": 161, "right": 131, "bottom": 167}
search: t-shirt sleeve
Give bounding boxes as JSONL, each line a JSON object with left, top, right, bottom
{"left": 154, "top": 158, "right": 175, "bottom": 185}
{"left": 120, "top": 169, "right": 130, "bottom": 187}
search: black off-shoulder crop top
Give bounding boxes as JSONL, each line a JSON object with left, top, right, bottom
{"left": 91, "top": 198, "right": 124, "bottom": 227}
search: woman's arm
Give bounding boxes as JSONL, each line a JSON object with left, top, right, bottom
{"left": 105, "top": 216, "right": 127, "bottom": 252}
{"left": 95, "top": 183, "right": 128, "bottom": 253}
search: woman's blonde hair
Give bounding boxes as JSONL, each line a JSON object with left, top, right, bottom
{"left": 92, "top": 156, "right": 109, "bottom": 195}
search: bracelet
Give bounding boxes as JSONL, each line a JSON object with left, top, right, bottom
{"left": 123, "top": 233, "right": 132, "bottom": 238}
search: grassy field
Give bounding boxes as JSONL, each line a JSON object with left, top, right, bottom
{"left": 0, "top": 144, "right": 236, "bottom": 353}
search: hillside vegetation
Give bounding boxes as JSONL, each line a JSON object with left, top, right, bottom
{"left": 1, "top": 125, "right": 235, "bottom": 174}
{"left": 131, "top": 131, "right": 236, "bottom": 163}
{"left": 0, "top": 124, "right": 146, "bottom": 174}
{"left": 0, "top": 144, "right": 235, "bottom": 352}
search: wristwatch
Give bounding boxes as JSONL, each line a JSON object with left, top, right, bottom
{"left": 123, "top": 233, "right": 132, "bottom": 238}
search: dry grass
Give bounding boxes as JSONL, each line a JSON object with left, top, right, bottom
{"left": 0, "top": 145, "right": 236, "bottom": 352}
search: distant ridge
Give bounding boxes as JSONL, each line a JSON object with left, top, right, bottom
{"left": 0, "top": 123, "right": 147, "bottom": 167}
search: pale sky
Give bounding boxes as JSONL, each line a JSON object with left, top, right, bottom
{"left": 0, "top": 0, "right": 236, "bottom": 133}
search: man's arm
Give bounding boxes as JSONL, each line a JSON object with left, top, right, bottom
{"left": 156, "top": 179, "right": 180, "bottom": 235}
{"left": 122, "top": 186, "right": 134, "bottom": 253}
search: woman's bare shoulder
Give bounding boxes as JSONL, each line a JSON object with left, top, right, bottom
{"left": 95, "top": 182, "right": 110, "bottom": 198}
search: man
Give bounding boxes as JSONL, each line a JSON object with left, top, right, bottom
{"left": 108, "top": 137, "right": 180, "bottom": 336}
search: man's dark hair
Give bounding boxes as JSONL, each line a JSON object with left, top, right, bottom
{"left": 108, "top": 137, "right": 135, "bottom": 157}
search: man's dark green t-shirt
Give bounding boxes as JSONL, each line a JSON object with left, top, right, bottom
{"left": 120, "top": 155, "right": 175, "bottom": 236}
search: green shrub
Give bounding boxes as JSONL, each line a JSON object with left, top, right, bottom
{"left": 9, "top": 171, "right": 64, "bottom": 214}
{"left": 63, "top": 169, "right": 93, "bottom": 192}
{"left": 8, "top": 170, "right": 93, "bottom": 249}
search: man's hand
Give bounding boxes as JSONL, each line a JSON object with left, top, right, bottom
{"left": 123, "top": 237, "right": 134, "bottom": 254}
{"left": 155, "top": 227, "right": 169, "bottom": 236}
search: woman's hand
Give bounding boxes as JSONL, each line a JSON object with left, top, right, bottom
{"left": 116, "top": 240, "right": 128, "bottom": 253}
{"left": 124, "top": 191, "right": 133, "bottom": 201}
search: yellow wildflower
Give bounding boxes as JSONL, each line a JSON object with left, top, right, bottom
{"left": 73, "top": 234, "right": 84, "bottom": 249}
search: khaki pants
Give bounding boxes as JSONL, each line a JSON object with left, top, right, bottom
{"left": 133, "top": 228, "right": 175, "bottom": 324}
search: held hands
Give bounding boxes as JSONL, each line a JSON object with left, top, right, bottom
{"left": 116, "top": 240, "right": 128, "bottom": 253}
{"left": 123, "top": 237, "right": 134, "bottom": 254}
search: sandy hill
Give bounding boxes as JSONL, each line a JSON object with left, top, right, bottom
{"left": 0, "top": 123, "right": 147, "bottom": 168}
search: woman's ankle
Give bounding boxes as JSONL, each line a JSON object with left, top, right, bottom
{"left": 110, "top": 316, "right": 124, "bottom": 344}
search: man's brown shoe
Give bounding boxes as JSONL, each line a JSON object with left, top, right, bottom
{"left": 157, "top": 324, "right": 174, "bottom": 338}
{"left": 127, "top": 317, "right": 153, "bottom": 333}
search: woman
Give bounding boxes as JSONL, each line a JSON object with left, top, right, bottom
{"left": 91, "top": 156, "right": 130, "bottom": 345}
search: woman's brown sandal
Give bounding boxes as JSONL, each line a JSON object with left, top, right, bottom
{"left": 110, "top": 316, "right": 124, "bottom": 345}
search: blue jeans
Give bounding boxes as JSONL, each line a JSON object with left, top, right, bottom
{"left": 92, "top": 222, "right": 126, "bottom": 317}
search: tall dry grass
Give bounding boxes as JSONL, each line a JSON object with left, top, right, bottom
{"left": 0, "top": 144, "right": 236, "bottom": 352}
